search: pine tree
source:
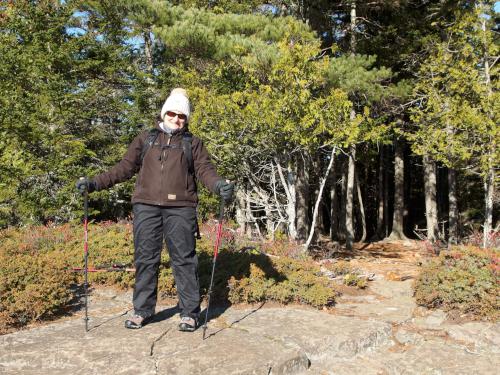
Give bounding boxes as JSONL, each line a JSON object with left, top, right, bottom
{"left": 0, "top": 0, "right": 143, "bottom": 225}
{"left": 409, "top": 1, "right": 498, "bottom": 245}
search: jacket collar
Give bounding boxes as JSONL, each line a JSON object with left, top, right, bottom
{"left": 156, "top": 120, "right": 188, "bottom": 136}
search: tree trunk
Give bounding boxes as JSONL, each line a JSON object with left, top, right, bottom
{"left": 384, "top": 149, "right": 389, "bottom": 238}
{"left": 143, "top": 30, "right": 153, "bottom": 74}
{"left": 344, "top": 1, "right": 357, "bottom": 249}
{"left": 296, "top": 154, "right": 310, "bottom": 241}
{"left": 438, "top": 165, "right": 447, "bottom": 239}
{"left": 274, "top": 157, "right": 297, "bottom": 240}
{"left": 235, "top": 188, "right": 248, "bottom": 236}
{"left": 247, "top": 172, "right": 274, "bottom": 239}
{"left": 143, "top": 30, "right": 155, "bottom": 113}
{"left": 306, "top": 147, "right": 337, "bottom": 249}
{"left": 265, "top": 205, "right": 274, "bottom": 239}
{"left": 423, "top": 154, "right": 438, "bottom": 241}
{"left": 448, "top": 168, "right": 458, "bottom": 245}
{"left": 389, "top": 138, "right": 407, "bottom": 240}
{"left": 479, "top": 4, "right": 495, "bottom": 248}
{"left": 313, "top": 155, "right": 324, "bottom": 235}
{"left": 376, "top": 146, "right": 385, "bottom": 239}
{"left": 246, "top": 195, "right": 260, "bottom": 239}
{"left": 329, "top": 155, "right": 339, "bottom": 240}
{"left": 483, "top": 166, "right": 495, "bottom": 248}
{"left": 339, "top": 156, "right": 347, "bottom": 243}
{"left": 444, "top": 98, "right": 457, "bottom": 245}
{"left": 286, "top": 163, "right": 297, "bottom": 240}
{"left": 346, "top": 145, "right": 356, "bottom": 249}
{"left": 355, "top": 167, "right": 366, "bottom": 242}
{"left": 350, "top": 1, "right": 357, "bottom": 53}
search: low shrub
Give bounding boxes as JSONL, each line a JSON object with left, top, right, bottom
{"left": 193, "top": 238, "right": 337, "bottom": 307}
{"left": 323, "top": 260, "right": 354, "bottom": 276}
{"left": 226, "top": 255, "right": 337, "bottom": 307}
{"left": 0, "top": 225, "right": 78, "bottom": 333}
{"left": 322, "top": 260, "right": 367, "bottom": 289}
{"left": 464, "top": 228, "right": 500, "bottom": 249}
{"left": 1, "top": 221, "right": 338, "bottom": 332}
{"left": 0, "top": 222, "right": 136, "bottom": 333}
{"left": 343, "top": 273, "right": 368, "bottom": 289}
{"left": 260, "top": 238, "right": 305, "bottom": 259}
{"left": 414, "top": 246, "right": 499, "bottom": 320}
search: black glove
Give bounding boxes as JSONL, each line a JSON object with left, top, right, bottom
{"left": 214, "top": 180, "right": 235, "bottom": 202}
{"left": 76, "top": 177, "right": 97, "bottom": 194}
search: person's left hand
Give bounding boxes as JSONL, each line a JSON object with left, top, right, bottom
{"left": 215, "top": 180, "right": 235, "bottom": 203}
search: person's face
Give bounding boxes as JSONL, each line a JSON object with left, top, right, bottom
{"left": 164, "top": 110, "right": 187, "bottom": 129}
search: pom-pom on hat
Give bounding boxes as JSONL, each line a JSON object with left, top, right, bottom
{"left": 160, "top": 88, "right": 191, "bottom": 122}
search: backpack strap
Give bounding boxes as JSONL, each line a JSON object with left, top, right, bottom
{"left": 140, "top": 128, "right": 160, "bottom": 165}
{"left": 140, "top": 128, "right": 194, "bottom": 175}
{"left": 182, "top": 131, "right": 194, "bottom": 175}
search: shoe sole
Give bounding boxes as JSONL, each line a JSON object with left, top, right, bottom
{"left": 178, "top": 323, "right": 196, "bottom": 332}
{"left": 124, "top": 316, "right": 152, "bottom": 329}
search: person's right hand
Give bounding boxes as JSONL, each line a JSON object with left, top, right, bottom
{"left": 75, "top": 177, "right": 96, "bottom": 194}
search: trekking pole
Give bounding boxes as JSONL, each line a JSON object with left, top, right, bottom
{"left": 202, "top": 198, "right": 225, "bottom": 340}
{"left": 83, "top": 183, "right": 89, "bottom": 332}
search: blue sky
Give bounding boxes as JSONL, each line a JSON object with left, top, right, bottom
{"left": 67, "top": 3, "right": 500, "bottom": 39}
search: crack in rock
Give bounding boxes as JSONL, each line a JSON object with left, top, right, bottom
{"left": 150, "top": 328, "right": 171, "bottom": 356}
{"left": 154, "top": 358, "right": 159, "bottom": 375}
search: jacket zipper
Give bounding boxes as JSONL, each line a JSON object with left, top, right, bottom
{"left": 161, "top": 134, "right": 172, "bottom": 171}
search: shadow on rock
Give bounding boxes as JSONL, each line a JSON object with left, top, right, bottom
{"left": 197, "top": 249, "right": 287, "bottom": 304}
{"left": 88, "top": 309, "right": 131, "bottom": 331}
{"left": 201, "top": 301, "right": 266, "bottom": 340}
{"left": 152, "top": 305, "right": 180, "bottom": 324}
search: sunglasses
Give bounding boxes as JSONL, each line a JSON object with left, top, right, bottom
{"left": 165, "top": 111, "right": 187, "bottom": 121}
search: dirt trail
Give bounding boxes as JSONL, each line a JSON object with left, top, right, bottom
{"left": 305, "top": 240, "right": 500, "bottom": 374}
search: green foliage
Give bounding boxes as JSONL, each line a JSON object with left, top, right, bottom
{"left": 0, "top": 251, "right": 78, "bottom": 334}
{"left": 0, "top": 221, "right": 338, "bottom": 332}
{"left": 326, "top": 54, "right": 392, "bottom": 103}
{"left": 185, "top": 39, "right": 355, "bottom": 224}
{"left": 0, "top": 0, "right": 494, "bottom": 246}
{"left": 343, "top": 273, "right": 367, "bottom": 289}
{"left": 173, "top": 0, "right": 268, "bottom": 14}
{"left": 153, "top": 4, "right": 315, "bottom": 61}
{"left": 260, "top": 238, "right": 304, "bottom": 258}
{"left": 0, "top": 225, "right": 78, "bottom": 333}
{"left": 195, "top": 231, "right": 337, "bottom": 307}
{"left": 414, "top": 246, "right": 499, "bottom": 320}
{"left": 322, "top": 260, "right": 367, "bottom": 289}
{"left": 323, "top": 260, "right": 354, "bottom": 276}
{"left": 226, "top": 256, "right": 337, "bottom": 307}
{"left": 0, "top": 1, "right": 145, "bottom": 227}
{"left": 409, "top": 4, "right": 499, "bottom": 175}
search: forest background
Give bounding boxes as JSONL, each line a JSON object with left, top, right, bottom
{"left": 0, "top": 0, "right": 498, "bottom": 250}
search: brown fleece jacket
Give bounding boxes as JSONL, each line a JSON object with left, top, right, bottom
{"left": 92, "top": 126, "right": 222, "bottom": 207}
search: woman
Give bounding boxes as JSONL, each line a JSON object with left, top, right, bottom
{"left": 76, "top": 88, "right": 234, "bottom": 331}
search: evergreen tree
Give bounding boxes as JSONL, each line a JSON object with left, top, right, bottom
{"left": 409, "top": 1, "right": 498, "bottom": 245}
{"left": 0, "top": 0, "right": 143, "bottom": 226}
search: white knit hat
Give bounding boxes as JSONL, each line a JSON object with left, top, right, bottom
{"left": 160, "top": 88, "right": 191, "bottom": 122}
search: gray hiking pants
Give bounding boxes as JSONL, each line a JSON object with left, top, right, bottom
{"left": 132, "top": 203, "right": 200, "bottom": 319}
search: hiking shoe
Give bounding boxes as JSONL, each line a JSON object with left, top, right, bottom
{"left": 178, "top": 316, "right": 197, "bottom": 332}
{"left": 124, "top": 314, "right": 152, "bottom": 329}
